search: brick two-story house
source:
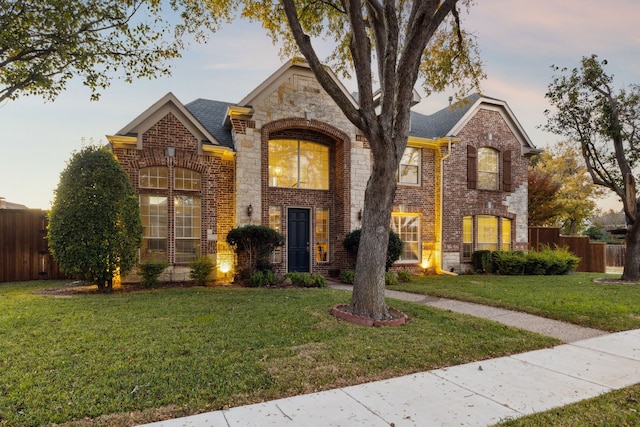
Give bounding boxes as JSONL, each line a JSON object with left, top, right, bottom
{"left": 107, "top": 61, "right": 540, "bottom": 281}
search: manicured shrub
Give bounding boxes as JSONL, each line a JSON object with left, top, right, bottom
{"left": 490, "top": 246, "right": 580, "bottom": 276}
{"left": 189, "top": 256, "right": 215, "bottom": 285}
{"left": 491, "top": 251, "right": 526, "bottom": 275}
{"left": 397, "top": 270, "right": 412, "bottom": 282}
{"left": 226, "top": 225, "right": 284, "bottom": 280}
{"left": 472, "top": 250, "right": 493, "bottom": 273}
{"left": 340, "top": 269, "right": 355, "bottom": 284}
{"left": 248, "top": 270, "right": 277, "bottom": 287}
{"left": 343, "top": 228, "right": 403, "bottom": 271}
{"left": 385, "top": 271, "right": 398, "bottom": 286}
{"left": 284, "top": 272, "right": 327, "bottom": 288}
{"left": 138, "top": 260, "right": 167, "bottom": 288}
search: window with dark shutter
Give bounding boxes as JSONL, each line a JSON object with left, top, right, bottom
{"left": 467, "top": 145, "right": 477, "bottom": 189}
{"left": 502, "top": 150, "right": 512, "bottom": 192}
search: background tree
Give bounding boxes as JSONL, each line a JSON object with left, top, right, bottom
{"left": 528, "top": 166, "right": 561, "bottom": 226}
{"left": 544, "top": 55, "right": 640, "bottom": 280}
{"left": 0, "top": 0, "right": 219, "bottom": 102}
{"left": 222, "top": 0, "right": 483, "bottom": 320}
{"left": 48, "top": 146, "right": 143, "bottom": 292}
{"left": 530, "top": 140, "right": 603, "bottom": 234}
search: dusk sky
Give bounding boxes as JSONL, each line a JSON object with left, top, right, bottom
{"left": 1, "top": 0, "right": 638, "bottom": 211}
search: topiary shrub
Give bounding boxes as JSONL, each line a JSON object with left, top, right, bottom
{"left": 138, "top": 260, "right": 167, "bottom": 288}
{"left": 189, "top": 256, "right": 215, "bottom": 285}
{"left": 343, "top": 228, "right": 403, "bottom": 271}
{"left": 226, "top": 225, "right": 284, "bottom": 280}
{"left": 284, "top": 272, "right": 327, "bottom": 288}
{"left": 340, "top": 269, "right": 355, "bottom": 284}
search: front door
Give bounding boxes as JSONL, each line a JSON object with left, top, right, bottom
{"left": 288, "top": 208, "right": 310, "bottom": 272}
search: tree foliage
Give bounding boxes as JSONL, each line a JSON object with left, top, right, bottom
{"left": 0, "top": 0, "right": 221, "bottom": 102}
{"left": 544, "top": 55, "right": 640, "bottom": 280}
{"left": 48, "top": 146, "right": 143, "bottom": 292}
{"left": 217, "top": 0, "right": 483, "bottom": 319}
{"left": 529, "top": 140, "right": 603, "bottom": 234}
{"left": 343, "top": 228, "right": 403, "bottom": 271}
{"left": 226, "top": 225, "right": 285, "bottom": 279}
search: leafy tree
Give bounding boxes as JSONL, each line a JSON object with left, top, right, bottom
{"left": 213, "top": 0, "right": 483, "bottom": 320}
{"left": 48, "top": 146, "right": 143, "bottom": 292}
{"left": 0, "top": 0, "right": 218, "bottom": 102}
{"left": 544, "top": 55, "right": 640, "bottom": 280}
{"left": 531, "top": 141, "right": 603, "bottom": 234}
{"left": 528, "top": 165, "right": 561, "bottom": 226}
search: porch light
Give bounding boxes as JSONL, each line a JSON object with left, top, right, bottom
{"left": 247, "top": 204, "right": 253, "bottom": 218}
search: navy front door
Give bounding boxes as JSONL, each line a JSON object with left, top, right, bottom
{"left": 288, "top": 208, "right": 310, "bottom": 272}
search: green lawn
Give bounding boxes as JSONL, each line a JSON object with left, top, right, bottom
{"left": 0, "top": 280, "right": 557, "bottom": 427}
{"left": 390, "top": 273, "right": 640, "bottom": 331}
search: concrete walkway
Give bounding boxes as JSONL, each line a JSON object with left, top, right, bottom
{"left": 137, "top": 286, "right": 640, "bottom": 427}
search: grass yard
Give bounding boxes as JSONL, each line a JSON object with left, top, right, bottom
{"left": 0, "top": 280, "right": 557, "bottom": 427}
{"left": 390, "top": 273, "right": 640, "bottom": 331}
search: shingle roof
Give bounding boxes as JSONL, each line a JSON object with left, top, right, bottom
{"left": 409, "top": 93, "right": 481, "bottom": 139}
{"left": 185, "top": 99, "right": 234, "bottom": 149}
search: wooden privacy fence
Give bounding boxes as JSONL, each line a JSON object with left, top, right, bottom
{"left": 528, "top": 226, "right": 606, "bottom": 273}
{"left": 0, "top": 209, "right": 65, "bottom": 282}
{"left": 606, "top": 245, "right": 625, "bottom": 267}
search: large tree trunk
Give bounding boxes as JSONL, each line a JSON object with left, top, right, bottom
{"left": 350, "top": 139, "right": 399, "bottom": 320}
{"left": 622, "top": 220, "right": 640, "bottom": 281}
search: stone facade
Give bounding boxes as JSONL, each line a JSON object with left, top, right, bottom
{"left": 108, "top": 62, "right": 538, "bottom": 280}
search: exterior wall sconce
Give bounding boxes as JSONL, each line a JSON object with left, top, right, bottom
{"left": 247, "top": 204, "right": 253, "bottom": 218}
{"left": 167, "top": 146, "right": 175, "bottom": 157}
{"left": 358, "top": 209, "right": 362, "bottom": 221}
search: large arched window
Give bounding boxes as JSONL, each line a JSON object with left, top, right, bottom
{"left": 268, "top": 139, "right": 329, "bottom": 190}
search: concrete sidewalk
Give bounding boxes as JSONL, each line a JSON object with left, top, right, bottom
{"left": 137, "top": 286, "right": 637, "bottom": 427}
{"left": 139, "top": 330, "right": 640, "bottom": 427}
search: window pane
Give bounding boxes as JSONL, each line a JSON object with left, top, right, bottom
{"left": 140, "top": 167, "right": 168, "bottom": 189}
{"left": 398, "top": 147, "right": 420, "bottom": 184}
{"left": 175, "top": 168, "right": 201, "bottom": 191}
{"left": 502, "top": 218, "right": 512, "bottom": 251}
{"left": 315, "top": 208, "right": 329, "bottom": 262}
{"left": 463, "top": 216, "right": 473, "bottom": 260}
{"left": 391, "top": 214, "right": 420, "bottom": 262}
{"left": 140, "top": 195, "right": 168, "bottom": 262}
{"left": 477, "top": 215, "right": 498, "bottom": 251}
{"left": 268, "top": 139, "right": 328, "bottom": 189}
{"left": 175, "top": 195, "right": 201, "bottom": 263}
{"left": 478, "top": 148, "right": 499, "bottom": 190}
{"left": 269, "top": 206, "right": 282, "bottom": 263}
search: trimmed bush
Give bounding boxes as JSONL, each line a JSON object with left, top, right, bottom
{"left": 189, "top": 256, "right": 215, "bottom": 285}
{"left": 472, "top": 250, "right": 493, "bottom": 273}
{"left": 490, "top": 246, "right": 580, "bottom": 276}
{"left": 492, "top": 251, "right": 526, "bottom": 275}
{"left": 248, "top": 270, "right": 277, "bottom": 287}
{"left": 226, "top": 225, "right": 284, "bottom": 280}
{"left": 340, "top": 269, "right": 355, "bottom": 284}
{"left": 397, "top": 270, "right": 412, "bottom": 283}
{"left": 284, "top": 272, "right": 327, "bottom": 288}
{"left": 385, "top": 271, "right": 398, "bottom": 286}
{"left": 343, "top": 228, "right": 403, "bottom": 271}
{"left": 138, "top": 260, "right": 167, "bottom": 288}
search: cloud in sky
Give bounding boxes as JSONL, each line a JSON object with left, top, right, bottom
{"left": 1, "top": 0, "right": 638, "bottom": 211}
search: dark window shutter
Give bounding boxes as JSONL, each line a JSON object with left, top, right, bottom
{"left": 503, "top": 150, "right": 512, "bottom": 192}
{"left": 467, "top": 145, "right": 477, "bottom": 189}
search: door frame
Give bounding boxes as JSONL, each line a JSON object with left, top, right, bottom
{"left": 286, "top": 207, "right": 311, "bottom": 273}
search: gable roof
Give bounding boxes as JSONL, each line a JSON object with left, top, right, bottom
{"left": 185, "top": 99, "right": 234, "bottom": 149}
{"left": 410, "top": 93, "right": 540, "bottom": 154}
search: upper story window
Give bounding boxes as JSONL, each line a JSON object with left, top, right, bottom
{"left": 397, "top": 147, "right": 420, "bottom": 185}
{"left": 477, "top": 148, "right": 499, "bottom": 190}
{"left": 140, "top": 166, "right": 168, "bottom": 189}
{"left": 175, "top": 168, "right": 201, "bottom": 191}
{"left": 268, "top": 139, "right": 329, "bottom": 190}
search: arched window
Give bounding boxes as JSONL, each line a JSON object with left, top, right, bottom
{"left": 268, "top": 139, "right": 329, "bottom": 190}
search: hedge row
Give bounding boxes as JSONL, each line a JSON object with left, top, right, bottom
{"left": 472, "top": 246, "right": 580, "bottom": 275}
